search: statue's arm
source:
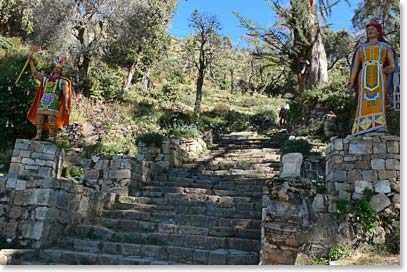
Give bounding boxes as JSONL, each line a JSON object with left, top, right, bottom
{"left": 384, "top": 48, "right": 395, "bottom": 74}
{"left": 28, "top": 57, "right": 44, "bottom": 82}
{"left": 62, "top": 80, "right": 70, "bottom": 114}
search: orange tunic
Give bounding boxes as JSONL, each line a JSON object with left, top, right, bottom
{"left": 352, "top": 43, "right": 389, "bottom": 135}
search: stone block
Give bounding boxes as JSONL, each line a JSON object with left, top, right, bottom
{"left": 30, "top": 221, "right": 44, "bottom": 240}
{"left": 11, "top": 157, "right": 21, "bottom": 163}
{"left": 385, "top": 159, "right": 399, "bottom": 170}
{"left": 43, "top": 144, "right": 58, "bottom": 155}
{"left": 369, "top": 194, "right": 391, "bottom": 213}
{"left": 280, "top": 153, "right": 303, "bottom": 178}
{"left": 35, "top": 207, "right": 49, "bottom": 220}
{"left": 361, "top": 170, "right": 376, "bottom": 182}
{"left": 392, "top": 194, "right": 400, "bottom": 203}
{"left": 343, "top": 156, "right": 355, "bottom": 162}
{"left": 56, "top": 191, "right": 69, "bottom": 209}
{"left": 386, "top": 141, "right": 399, "bottom": 154}
{"left": 349, "top": 141, "right": 372, "bottom": 154}
{"left": 332, "top": 139, "right": 343, "bottom": 151}
{"left": 109, "top": 169, "right": 131, "bottom": 179}
{"left": 373, "top": 143, "right": 386, "bottom": 154}
{"left": 347, "top": 170, "right": 362, "bottom": 183}
{"left": 6, "top": 178, "right": 17, "bottom": 189}
{"left": 15, "top": 179, "right": 27, "bottom": 191}
{"left": 312, "top": 194, "right": 325, "bottom": 211}
{"left": 338, "top": 191, "right": 351, "bottom": 201}
{"left": 38, "top": 167, "right": 52, "bottom": 178}
{"left": 20, "top": 150, "right": 31, "bottom": 158}
{"left": 374, "top": 180, "right": 391, "bottom": 194}
{"left": 35, "top": 159, "right": 47, "bottom": 166}
{"left": 15, "top": 140, "right": 29, "bottom": 150}
{"left": 25, "top": 165, "right": 40, "bottom": 171}
{"left": 371, "top": 159, "right": 385, "bottom": 170}
{"left": 21, "top": 158, "right": 35, "bottom": 165}
{"left": 354, "top": 180, "right": 373, "bottom": 194}
{"left": 8, "top": 207, "right": 23, "bottom": 219}
{"left": 31, "top": 152, "right": 55, "bottom": 161}
{"left": 334, "top": 170, "right": 347, "bottom": 182}
{"left": 85, "top": 170, "right": 99, "bottom": 180}
{"left": 335, "top": 182, "right": 351, "bottom": 191}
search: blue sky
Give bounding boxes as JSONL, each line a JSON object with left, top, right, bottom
{"left": 168, "top": 0, "right": 356, "bottom": 47}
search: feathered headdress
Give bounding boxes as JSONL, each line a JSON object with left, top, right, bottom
{"left": 54, "top": 56, "right": 65, "bottom": 68}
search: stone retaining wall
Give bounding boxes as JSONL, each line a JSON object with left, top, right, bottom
{"left": 0, "top": 174, "right": 114, "bottom": 249}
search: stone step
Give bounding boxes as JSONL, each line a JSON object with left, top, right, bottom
{"left": 116, "top": 196, "right": 262, "bottom": 211}
{"left": 38, "top": 248, "right": 178, "bottom": 265}
{"left": 101, "top": 211, "right": 261, "bottom": 229}
{"left": 71, "top": 229, "right": 260, "bottom": 253}
{"left": 97, "top": 218, "right": 261, "bottom": 240}
{"left": 113, "top": 201, "right": 261, "bottom": 218}
{"left": 138, "top": 183, "right": 265, "bottom": 194}
{"left": 0, "top": 249, "right": 37, "bottom": 265}
{"left": 132, "top": 189, "right": 263, "bottom": 199}
{"left": 58, "top": 239, "right": 259, "bottom": 265}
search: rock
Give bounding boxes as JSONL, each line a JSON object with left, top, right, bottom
{"left": 373, "top": 226, "right": 386, "bottom": 244}
{"left": 349, "top": 142, "right": 372, "bottom": 154}
{"left": 280, "top": 153, "right": 303, "bottom": 178}
{"left": 371, "top": 159, "right": 385, "bottom": 170}
{"left": 354, "top": 180, "right": 373, "bottom": 194}
{"left": 374, "top": 180, "right": 391, "bottom": 194}
{"left": 385, "top": 159, "right": 400, "bottom": 170}
{"left": 369, "top": 194, "right": 391, "bottom": 213}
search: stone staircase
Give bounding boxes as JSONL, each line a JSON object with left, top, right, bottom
{"left": 22, "top": 131, "right": 282, "bottom": 265}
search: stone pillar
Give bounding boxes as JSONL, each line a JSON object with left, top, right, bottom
{"left": 8, "top": 139, "right": 63, "bottom": 179}
{"left": 326, "top": 134, "right": 400, "bottom": 212}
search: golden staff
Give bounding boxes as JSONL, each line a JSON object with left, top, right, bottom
{"left": 15, "top": 46, "right": 40, "bottom": 85}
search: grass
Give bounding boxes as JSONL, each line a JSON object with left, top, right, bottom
{"left": 330, "top": 244, "right": 399, "bottom": 265}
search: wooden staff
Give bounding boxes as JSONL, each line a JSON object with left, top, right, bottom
{"left": 15, "top": 47, "right": 40, "bottom": 85}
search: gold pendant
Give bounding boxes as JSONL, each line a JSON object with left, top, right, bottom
{"left": 46, "top": 81, "right": 55, "bottom": 88}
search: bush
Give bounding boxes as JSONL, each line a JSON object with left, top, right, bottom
{"left": 169, "top": 126, "right": 201, "bottom": 139}
{"left": 136, "top": 132, "right": 165, "bottom": 147}
{"left": 158, "top": 111, "right": 195, "bottom": 129}
{"left": 286, "top": 102, "right": 304, "bottom": 130}
{"left": 280, "top": 139, "right": 312, "bottom": 155}
{"left": 0, "top": 39, "right": 38, "bottom": 149}
{"left": 88, "top": 61, "right": 126, "bottom": 100}
{"left": 62, "top": 166, "right": 84, "bottom": 178}
{"left": 329, "top": 245, "right": 350, "bottom": 261}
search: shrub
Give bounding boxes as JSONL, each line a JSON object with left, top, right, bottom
{"left": 88, "top": 61, "right": 126, "bottom": 100}
{"left": 329, "top": 245, "right": 350, "bottom": 261}
{"left": 136, "top": 132, "right": 165, "bottom": 147}
{"left": 286, "top": 102, "right": 304, "bottom": 129}
{"left": 158, "top": 111, "right": 195, "bottom": 129}
{"left": 54, "top": 138, "right": 73, "bottom": 149}
{"left": 335, "top": 199, "right": 349, "bottom": 217}
{"left": 280, "top": 139, "right": 312, "bottom": 155}
{"left": 62, "top": 166, "right": 84, "bottom": 178}
{"left": 169, "top": 126, "right": 201, "bottom": 139}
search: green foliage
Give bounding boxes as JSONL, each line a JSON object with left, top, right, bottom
{"left": 329, "top": 245, "right": 350, "bottom": 261}
{"left": 85, "top": 227, "right": 97, "bottom": 240}
{"left": 136, "top": 132, "right": 165, "bottom": 148}
{"left": 280, "top": 139, "right": 312, "bottom": 155}
{"left": 336, "top": 199, "right": 349, "bottom": 217}
{"left": 88, "top": 62, "right": 126, "bottom": 100}
{"left": 0, "top": 39, "right": 37, "bottom": 148}
{"left": 286, "top": 102, "right": 304, "bottom": 129}
{"left": 85, "top": 135, "right": 137, "bottom": 158}
{"left": 169, "top": 126, "right": 201, "bottom": 139}
{"left": 354, "top": 189, "right": 380, "bottom": 239}
{"left": 54, "top": 138, "right": 73, "bottom": 149}
{"left": 62, "top": 166, "right": 84, "bottom": 178}
{"left": 303, "top": 75, "right": 356, "bottom": 114}
{"left": 158, "top": 111, "right": 195, "bottom": 129}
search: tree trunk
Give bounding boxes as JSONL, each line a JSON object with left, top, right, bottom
{"left": 122, "top": 61, "right": 138, "bottom": 95}
{"left": 306, "top": 9, "right": 328, "bottom": 89}
{"left": 77, "top": 54, "right": 91, "bottom": 96}
{"left": 194, "top": 69, "right": 204, "bottom": 113}
{"left": 142, "top": 68, "right": 150, "bottom": 90}
{"left": 230, "top": 69, "right": 234, "bottom": 93}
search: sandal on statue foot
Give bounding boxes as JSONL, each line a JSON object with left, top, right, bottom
{"left": 31, "top": 136, "right": 42, "bottom": 141}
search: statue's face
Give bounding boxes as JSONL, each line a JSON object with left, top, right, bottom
{"left": 51, "top": 67, "right": 62, "bottom": 77}
{"left": 366, "top": 26, "right": 380, "bottom": 40}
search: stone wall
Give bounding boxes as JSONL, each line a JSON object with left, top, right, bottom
{"left": 8, "top": 139, "right": 64, "bottom": 179}
{"left": 326, "top": 133, "right": 400, "bottom": 210}
{"left": 169, "top": 137, "right": 207, "bottom": 167}
{"left": 0, "top": 139, "right": 115, "bottom": 249}
{"left": 83, "top": 156, "right": 137, "bottom": 195}
{"left": 0, "top": 174, "right": 114, "bottom": 249}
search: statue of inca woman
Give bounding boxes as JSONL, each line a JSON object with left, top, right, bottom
{"left": 347, "top": 21, "right": 398, "bottom": 136}
{"left": 27, "top": 56, "right": 72, "bottom": 142}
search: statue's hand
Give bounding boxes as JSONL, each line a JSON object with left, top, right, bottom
{"left": 346, "top": 80, "right": 354, "bottom": 90}
{"left": 383, "top": 66, "right": 394, "bottom": 74}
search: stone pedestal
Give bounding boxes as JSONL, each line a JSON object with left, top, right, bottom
{"left": 326, "top": 133, "right": 400, "bottom": 211}
{"left": 8, "top": 139, "right": 63, "bottom": 179}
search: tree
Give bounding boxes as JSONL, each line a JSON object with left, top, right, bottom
{"left": 322, "top": 29, "right": 353, "bottom": 70}
{"left": 0, "top": 0, "right": 35, "bottom": 38}
{"left": 188, "top": 10, "right": 221, "bottom": 113}
{"left": 106, "top": 0, "right": 177, "bottom": 95}
{"left": 235, "top": 0, "right": 344, "bottom": 92}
